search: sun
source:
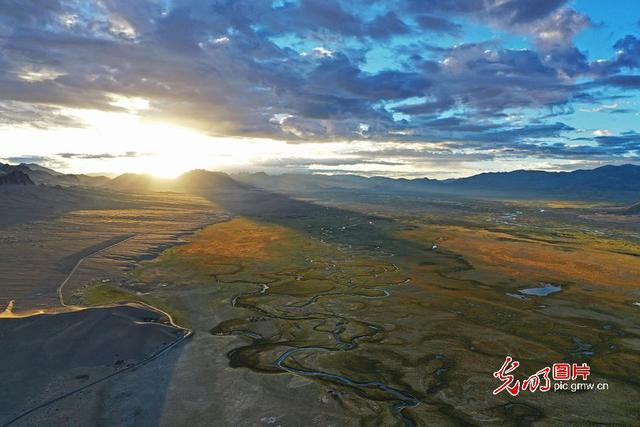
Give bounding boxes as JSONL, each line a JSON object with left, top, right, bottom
{"left": 115, "top": 123, "right": 208, "bottom": 178}
{"left": 0, "top": 105, "right": 353, "bottom": 179}
{"left": 58, "top": 109, "right": 243, "bottom": 178}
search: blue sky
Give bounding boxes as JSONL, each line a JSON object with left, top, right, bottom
{"left": 0, "top": 0, "right": 639, "bottom": 177}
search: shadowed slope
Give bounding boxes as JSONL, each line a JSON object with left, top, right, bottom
{"left": 0, "top": 304, "right": 186, "bottom": 426}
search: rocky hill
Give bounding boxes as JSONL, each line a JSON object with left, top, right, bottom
{"left": 0, "top": 170, "right": 35, "bottom": 186}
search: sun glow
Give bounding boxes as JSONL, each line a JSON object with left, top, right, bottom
{"left": 0, "top": 107, "right": 366, "bottom": 178}
{"left": 0, "top": 106, "right": 518, "bottom": 179}
{"left": 0, "top": 109, "right": 261, "bottom": 178}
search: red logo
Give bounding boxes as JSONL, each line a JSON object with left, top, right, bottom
{"left": 493, "top": 357, "right": 592, "bottom": 396}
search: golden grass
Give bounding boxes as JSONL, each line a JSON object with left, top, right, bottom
{"left": 402, "top": 225, "right": 640, "bottom": 288}
{"left": 133, "top": 217, "right": 312, "bottom": 285}
{"left": 173, "top": 217, "right": 292, "bottom": 262}
{"left": 544, "top": 200, "right": 606, "bottom": 209}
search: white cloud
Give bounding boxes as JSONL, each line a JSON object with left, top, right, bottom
{"left": 213, "top": 36, "right": 230, "bottom": 45}
{"left": 301, "top": 47, "right": 334, "bottom": 58}
{"left": 108, "top": 95, "right": 150, "bottom": 112}
{"left": 18, "top": 68, "right": 64, "bottom": 82}
{"left": 580, "top": 103, "right": 618, "bottom": 113}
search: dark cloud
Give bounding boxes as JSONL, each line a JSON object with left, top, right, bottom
{"left": 306, "top": 54, "right": 430, "bottom": 101}
{"left": 609, "top": 108, "right": 634, "bottom": 114}
{"left": 492, "top": 0, "right": 567, "bottom": 24}
{"left": 2, "top": 155, "right": 68, "bottom": 169}
{"left": 57, "top": 151, "right": 144, "bottom": 159}
{"left": 3, "top": 155, "right": 53, "bottom": 164}
{"left": 589, "top": 35, "right": 640, "bottom": 76}
{"left": 0, "top": 0, "right": 64, "bottom": 26}
{"left": 406, "top": 0, "right": 569, "bottom": 26}
{"left": 415, "top": 15, "right": 462, "bottom": 35}
{"left": 266, "top": 0, "right": 365, "bottom": 37}
{"left": 435, "top": 122, "right": 576, "bottom": 152}
{"left": 367, "top": 12, "right": 410, "bottom": 39}
{"left": 612, "top": 35, "right": 640, "bottom": 69}
{"left": 399, "top": 44, "right": 577, "bottom": 120}
{"left": 596, "top": 75, "right": 640, "bottom": 88}
{"left": 0, "top": 101, "right": 81, "bottom": 128}
{"left": 593, "top": 132, "right": 640, "bottom": 148}
{"left": 590, "top": 35, "right": 640, "bottom": 77}
{"left": 394, "top": 96, "right": 455, "bottom": 115}
{"left": 255, "top": 157, "right": 404, "bottom": 168}
{"left": 346, "top": 145, "right": 495, "bottom": 162}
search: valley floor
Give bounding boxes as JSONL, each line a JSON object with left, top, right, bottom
{"left": 1, "top": 186, "right": 639, "bottom": 426}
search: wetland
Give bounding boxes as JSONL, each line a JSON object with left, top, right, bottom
{"left": 1, "top": 181, "right": 639, "bottom": 426}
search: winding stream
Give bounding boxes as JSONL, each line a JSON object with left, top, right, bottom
{"left": 215, "top": 275, "right": 422, "bottom": 426}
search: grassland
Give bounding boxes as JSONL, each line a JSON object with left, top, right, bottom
{"left": 402, "top": 224, "right": 640, "bottom": 289}
{"left": 4, "top": 184, "right": 638, "bottom": 426}
{"left": 98, "top": 194, "right": 640, "bottom": 426}
{"left": 0, "top": 188, "right": 221, "bottom": 310}
{"left": 77, "top": 282, "right": 190, "bottom": 327}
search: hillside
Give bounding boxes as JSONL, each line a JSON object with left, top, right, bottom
{"left": 174, "top": 169, "right": 247, "bottom": 192}
{"left": 235, "top": 164, "right": 640, "bottom": 201}
{"left": 105, "top": 169, "right": 246, "bottom": 193}
{"left": 452, "top": 164, "right": 640, "bottom": 194}
{"left": 6, "top": 162, "right": 639, "bottom": 202}
{"left": 0, "top": 162, "right": 108, "bottom": 187}
{"left": 105, "top": 173, "right": 168, "bottom": 192}
{"left": 0, "top": 170, "right": 35, "bottom": 186}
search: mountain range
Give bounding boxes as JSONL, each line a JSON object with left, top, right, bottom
{"left": 0, "top": 170, "right": 34, "bottom": 186}
{"left": 0, "top": 162, "right": 109, "bottom": 187}
{"left": 234, "top": 164, "right": 640, "bottom": 202}
{"left": 1, "top": 161, "right": 639, "bottom": 203}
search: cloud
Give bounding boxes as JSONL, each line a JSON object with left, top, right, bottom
{"left": 0, "top": 101, "right": 81, "bottom": 128}
{"left": 492, "top": 0, "right": 568, "bottom": 25}
{"left": 367, "top": 12, "right": 410, "bottom": 39}
{"left": 415, "top": 15, "right": 462, "bottom": 35}
{"left": 0, "top": 0, "right": 65, "bottom": 26}
{"left": 593, "top": 131, "right": 640, "bottom": 148}
{"left": 592, "top": 35, "right": 640, "bottom": 75}
{"left": 2, "top": 155, "right": 68, "bottom": 169}
{"left": 406, "top": 0, "right": 570, "bottom": 28}
{"left": 596, "top": 75, "right": 640, "bottom": 88}
{"left": 4, "top": 155, "right": 53, "bottom": 164}
{"left": 0, "top": 0, "right": 638, "bottom": 168}
{"left": 255, "top": 157, "right": 404, "bottom": 168}
{"left": 56, "top": 151, "right": 144, "bottom": 159}
{"left": 531, "top": 8, "right": 590, "bottom": 76}
{"left": 408, "top": 0, "right": 557, "bottom": 17}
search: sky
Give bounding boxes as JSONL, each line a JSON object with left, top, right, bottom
{"left": 0, "top": 0, "right": 639, "bottom": 178}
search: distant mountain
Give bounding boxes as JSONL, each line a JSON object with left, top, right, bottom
{"left": 234, "top": 172, "right": 438, "bottom": 194}
{"left": 19, "top": 163, "right": 63, "bottom": 176}
{"left": 96, "top": 161, "right": 640, "bottom": 203}
{"left": 0, "top": 170, "right": 35, "bottom": 186}
{"left": 105, "top": 173, "right": 166, "bottom": 192}
{"left": 234, "top": 172, "right": 374, "bottom": 193}
{"left": 174, "top": 169, "right": 246, "bottom": 192}
{"left": 105, "top": 170, "right": 245, "bottom": 193}
{"left": 0, "top": 162, "right": 108, "bottom": 187}
{"left": 5, "top": 162, "right": 639, "bottom": 201}
{"left": 451, "top": 164, "right": 640, "bottom": 193}
{"left": 234, "top": 164, "right": 640, "bottom": 201}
